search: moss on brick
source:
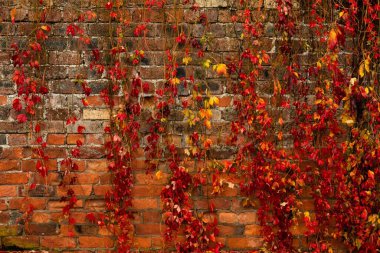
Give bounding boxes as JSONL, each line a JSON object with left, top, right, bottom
{"left": 2, "top": 236, "right": 40, "bottom": 249}
{"left": 0, "top": 225, "right": 20, "bottom": 236}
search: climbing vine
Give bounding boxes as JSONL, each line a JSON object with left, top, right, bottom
{"left": 7, "top": 0, "right": 380, "bottom": 252}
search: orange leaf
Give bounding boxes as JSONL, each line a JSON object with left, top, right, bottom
{"left": 10, "top": 8, "right": 16, "bottom": 24}
{"left": 328, "top": 29, "right": 337, "bottom": 50}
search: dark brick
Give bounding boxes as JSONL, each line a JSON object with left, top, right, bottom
{"left": 26, "top": 223, "right": 58, "bottom": 235}
{"left": 28, "top": 185, "right": 56, "bottom": 197}
{"left": 0, "top": 81, "right": 14, "bottom": 95}
{"left": 0, "top": 106, "right": 10, "bottom": 120}
{"left": 0, "top": 134, "right": 6, "bottom": 144}
{"left": 74, "top": 225, "right": 98, "bottom": 235}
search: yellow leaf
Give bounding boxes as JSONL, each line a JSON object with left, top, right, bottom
{"left": 203, "top": 59, "right": 211, "bottom": 68}
{"left": 41, "top": 25, "right": 50, "bottom": 31}
{"left": 278, "top": 117, "right": 284, "bottom": 125}
{"left": 213, "top": 64, "right": 227, "bottom": 76}
{"left": 209, "top": 96, "right": 219, "bottom": 106}
{"left": 182, "top": 56, "right": 192, "bottom": 65}
{"left": 359, "top": 63, "right": 365, "bottom": 77}
{"left": 342, "top": 114, "right": 355, "bottom": 126}
{"left": 170, "top": 78, "right": 180, "bottom": 85}
{"left": 364, "top": 57, "right": 370, "bottom": 73}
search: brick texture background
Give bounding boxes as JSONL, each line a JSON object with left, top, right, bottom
{"left": 0, "top": 0, "right": 346, "bottom": 252}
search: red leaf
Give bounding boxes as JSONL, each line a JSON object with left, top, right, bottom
{"left": 209, "top": 201, "right": 215, "bottom": 213}
{"left": 12, "top": 98, "right": 22, "bottom": 111}
{"left": 77, "top": 125, "right": 85, "bottom": 133}
{"left": 86, "top": 213, "right": 96, "bottom": 223}
{"left": 16, "top": 114, "right": 27, "bottom": 123}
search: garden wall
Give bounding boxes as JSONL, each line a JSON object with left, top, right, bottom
{"left": 0, "top": 0, "right": 374, "bottom": 252}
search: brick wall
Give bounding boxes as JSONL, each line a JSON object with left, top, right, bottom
{"left": 0, "top": 0, "right": 345, "bottom": 252}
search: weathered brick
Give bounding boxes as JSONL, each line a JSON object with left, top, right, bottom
{"left": 82, "top": 109, "right": 110, "bottom": 120}
{"left": 2, "top": 236, "right": 40, "bottom": 249}
{"left": 0, "top": 225, "right": 21, "bottom": 236}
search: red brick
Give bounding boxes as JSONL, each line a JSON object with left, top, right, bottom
{"left": 84, "top": 200, "right": 105, "bottom": 210}
{"left": 218, "top": 96, "right": 232, "bottom": 107}
{"left": 0, "top": 173, "right": 28, "bottom": 184}
{"left": 290, "top": 224, "right": 308, "bottom": 235}
{"left": 135, "top": 172, "right": 169, "bottom": 185}
{"left": 0, "top": 211, "right": 10, "bottom": 223}
{"left": 238, "top": 212, "right": 258, "bottom": 224}
{"left": 0, "top": 147, "right": 25, "bottom": 159}
{"left": 218, "top": 225, "right": 238, "bottom": 236}
{"left": 219, "top": 212, "right": 238, "bottom": 223}
{"left": 0, "top": 160, "right": 20, "bottom": 171}
{"left": 142, "top": 211, "right": 161, "bottom": 223}
{"left": 0, "top": 95, "right": 7, "bottom": 105}
{"left": 87, "top": 160, "right": 108, "bottom": 172}
{"left": 9, "top": 198, "right": 47, "bottom": 210}
{"left": 7, "top": 134, "right": 28, "bottom": 145}
{"left": 226, "top": 237, "right": 262, "bottom": 249}
{"left": 26, "top": 223, "right": 59, "bottom": 235}
{"left": 0, "top": 186, "right": 18, "bottom": 197}
{"left": 86, "top": 95, "right": 105, "bottom": 107}
{"left": 41, "top": 236, "right": 76, "bottom": 248}
{"left": 133, "top": 237, "right": 152, "bottom": 248}
{"left": 244, "top": 224, "right": 261, "bottom": 236}
{"left": 132, "top": 198, "right": 158, "bottom": 209}
{"left": 86, "top": 134, "right": 104, "bottom": 145}
{"left": 132, "top": 185, "right": 162, "bottom": 197}
{"left": 67, "top": 134, "right": 84, "bottom": 145}
{"left": 48, "top": 200, "right": 83, "bottom": 210}
{"left": 21, "top": 159, "right": 57, "bottom": 172}
{"left": 78, "top": 236, "right": 114, "bottom": 248}
{"left": 135, "top": 224, "right": 161, "bottom": 235}
{"left": 131, "top": 159, "right": 146, "bottom": 170}
{"left": 73, "top": 173, "right": 100, "bottom": 184}
{"left": 93, "top": 185, "right": 112, "bottom": 196}
{"left": 47, "top": 134, "right": 65, "bottom": 145}
{"left": 31, "top": 212, "right": 51, "bottom": 223}
{"left": 37, "top": 147, "right": 67, "bottom": 158}
{"left": 57, "top": 185, "right": 93, "bottom": 197}
{"left": 0, "top": 199, "right": 7, "bottom": 210}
